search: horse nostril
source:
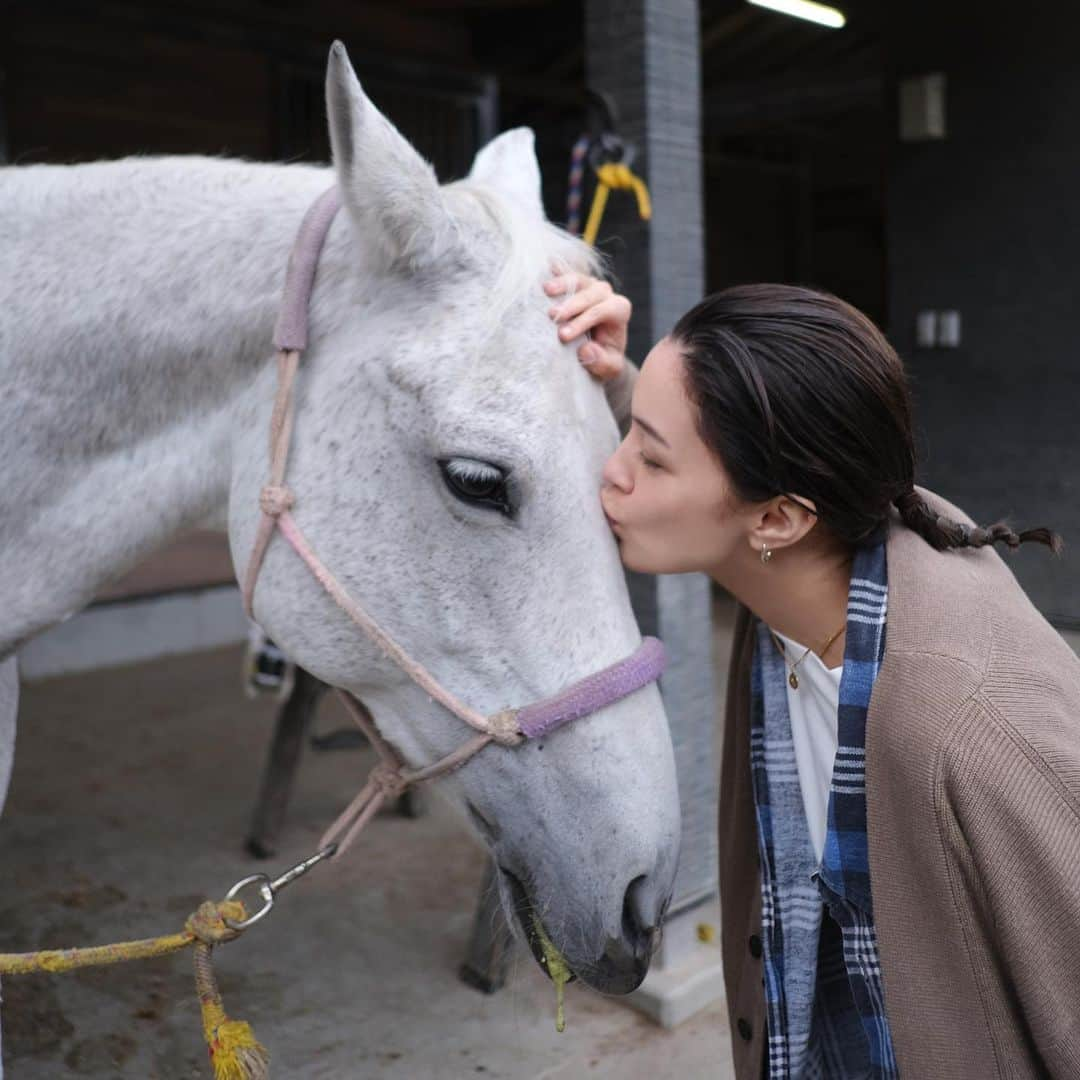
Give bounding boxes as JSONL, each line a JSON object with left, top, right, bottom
{"left": 622, "top": 874, "right": 664, "bottom": 955}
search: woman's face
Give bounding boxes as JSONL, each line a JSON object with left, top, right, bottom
{"left": 600, "top": 337, "right": 747, "bottom": 575}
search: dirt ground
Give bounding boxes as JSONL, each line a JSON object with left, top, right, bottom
{"left": 0, "top": 643, "right": 735, "bottom": 1079}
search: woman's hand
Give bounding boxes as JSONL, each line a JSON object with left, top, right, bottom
{"left": 544, "top": 272, "right": 631, "bottom": 382}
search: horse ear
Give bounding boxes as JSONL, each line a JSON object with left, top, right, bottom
{"left": 468, "top": 128, "right": 545, "bottom": 220}
{"left": 325, "top": 41, "right": 457, "bottom": 268}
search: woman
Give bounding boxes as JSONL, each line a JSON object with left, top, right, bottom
{"left": 544, "top": 273, "right": 1080, "bottom": 1079}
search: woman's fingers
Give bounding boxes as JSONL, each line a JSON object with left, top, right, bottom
{"left": 578, "top": 341, "right": 625, "bottom": 381}
{"left": 544, "top": 271, "right": 593, "bottom": 297}
{"left": 547, "top": 278, "right": 612, "bottom": 323}
{"left": 544, "top": 271, "right": 632, "bottom": 381}
{"left": 555, "top": 292, "right": 631, "bottom": 347}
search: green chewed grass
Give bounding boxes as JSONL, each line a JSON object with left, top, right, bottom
{"left": 531, "top": 912, "right": 572, "bottom": 1033}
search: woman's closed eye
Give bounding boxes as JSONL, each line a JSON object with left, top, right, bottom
{"left": 638, "top": 451, "right": 662, "bottom": 470}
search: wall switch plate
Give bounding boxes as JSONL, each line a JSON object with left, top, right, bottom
{"left": 938, "top": 310, "right": 962, "bottom": 347}
{"left": 899, "top": 73, "right": 947, "bottom": 141}
{"left": 915, "top": 310, "right": 938, "bottom": 347}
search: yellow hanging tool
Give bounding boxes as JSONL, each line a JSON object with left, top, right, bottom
{"left": 582, "top": 161, "right": 652, "bottom": 247}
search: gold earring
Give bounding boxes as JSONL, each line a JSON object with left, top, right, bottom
{"left": 760, "top": 544, "right": 773, "bottom": 564}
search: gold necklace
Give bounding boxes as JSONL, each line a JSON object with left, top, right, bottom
{"left": 768, "top": 623, "right": 846, "bottom": 690}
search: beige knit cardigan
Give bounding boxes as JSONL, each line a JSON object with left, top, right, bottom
{"left": 720, "top": 487, "right": 1080, "bottom": 1078}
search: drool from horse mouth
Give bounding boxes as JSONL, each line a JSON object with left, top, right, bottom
{"left": 501, "top": 866, "right": 576, "bottom": 1032}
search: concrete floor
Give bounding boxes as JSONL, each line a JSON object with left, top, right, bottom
{"left": 0, "top": 629, "right": 738, "bottom": 1079}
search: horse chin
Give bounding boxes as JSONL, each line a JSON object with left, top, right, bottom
{"left": 499, "top": 867, "right": 651, "bottom": 996}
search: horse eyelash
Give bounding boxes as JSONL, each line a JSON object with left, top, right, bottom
{"left": 445, "top": 458, "right": 503, "bottom": 484}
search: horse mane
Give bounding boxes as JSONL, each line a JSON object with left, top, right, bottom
{"left": 448, "top": 181, "right": 607, "bottom": 334}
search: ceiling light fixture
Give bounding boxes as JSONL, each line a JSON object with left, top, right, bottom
{"left": 747, "top": 0, "right": 846, "bottom": 29}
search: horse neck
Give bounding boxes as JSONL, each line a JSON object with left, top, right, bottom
{"left": 0, "top": 157, "right": 345, "bottom": 651}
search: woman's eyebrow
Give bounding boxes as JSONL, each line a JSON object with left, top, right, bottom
{"left": 631, "top": 414, "right": 671, "bottom": 449}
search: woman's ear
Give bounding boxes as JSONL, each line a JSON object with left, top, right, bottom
{"left": 748, "top": 494, "right": 819, "bottom": 556}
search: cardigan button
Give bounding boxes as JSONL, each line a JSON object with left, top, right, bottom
{"left": 748, "top": 934, "right": 762, "bottom": 958}
{"left": 737, "top": 1017, "right": 753, "bottom": 1041}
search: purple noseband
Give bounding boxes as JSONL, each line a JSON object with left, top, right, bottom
{"left": 515, "top": 637, "right": 666, "bottom": 739}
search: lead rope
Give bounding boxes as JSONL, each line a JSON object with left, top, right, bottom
{"left": 317, "top": 689, "right": 496, "bottom": 854}
{"left": 192, "top": 926, "right": 270, "bottom": 1080}
{"left": 0, "top": 899, "right": 268, "bottom": 1079}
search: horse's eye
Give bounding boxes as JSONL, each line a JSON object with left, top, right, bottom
{"left": 439, "top": 458, "right": 513, "bottom": 516}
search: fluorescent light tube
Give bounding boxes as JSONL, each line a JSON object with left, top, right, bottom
{"left": 747, "top": 0, "right": 846, "bottom": 29}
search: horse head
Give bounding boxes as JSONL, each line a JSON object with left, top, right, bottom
{"left": 228, "top": 42, "right": 681, "bottom": 994}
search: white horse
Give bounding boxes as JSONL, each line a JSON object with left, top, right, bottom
{"left": 0, "top": 41, "right": 680, "bottom": 1006}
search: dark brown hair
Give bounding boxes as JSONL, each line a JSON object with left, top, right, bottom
{"left": 671, "top": 283, "right": 1063, "bottom": 555}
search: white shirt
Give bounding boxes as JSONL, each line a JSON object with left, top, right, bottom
{"left": 772, "top": 629, "right": 843, "bottom": 865}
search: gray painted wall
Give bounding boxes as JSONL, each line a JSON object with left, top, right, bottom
{"left": 886, "top": 3, "right": 1080, "bottom": 626}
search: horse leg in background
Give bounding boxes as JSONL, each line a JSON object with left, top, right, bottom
{"left": 459, "top": 857, "right": 514, "bottom": 995}
{"left": 246, "top": 666, "right": 327, "bottom": 858}
{"left": 0, "top": 654, "right": 18, "bottom": 1080}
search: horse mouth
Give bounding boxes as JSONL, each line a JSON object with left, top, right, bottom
{"left": 500, "top": 866, "right": 577, "bottom": 986}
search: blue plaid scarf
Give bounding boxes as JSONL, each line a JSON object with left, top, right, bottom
{"left": 750, "top": 535, "right": 898, "bottom": 1078}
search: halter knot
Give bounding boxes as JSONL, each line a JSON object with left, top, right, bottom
{"left": 486, "top": 709, "right": 524, "bottom": 747}
{"left": 260, "top": 484, "right": 295, "bottom": 517}
{"left": 369, "top": 762, "right": 409, "bottom": 799}
{"left": 185, "top": 900, "right": 246, "bottom": 946}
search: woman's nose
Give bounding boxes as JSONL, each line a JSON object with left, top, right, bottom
{"left": 602, "top": 439, "right": 633, "bottom": 493}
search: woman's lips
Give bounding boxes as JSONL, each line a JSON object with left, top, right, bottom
{"left": 604, "top": 511, "right": 621, "bottom": 532}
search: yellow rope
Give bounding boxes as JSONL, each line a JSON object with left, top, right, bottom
{"left": 0, "top": 930, "right": 194, "bottom": 974}
{"left": 0, "top": 898, "right": 269, "bottom": 1078}
{"left": 582, "top": 162, "right": 652, "bottom": 247}
{"left": 195, "top": 937, "right": 270, "bottom": 1080}
{"left": 0, "top": 898, "right": 244, "bottom": 974}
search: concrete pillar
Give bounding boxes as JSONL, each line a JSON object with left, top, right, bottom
{"left": 585, "top": 0, "right": 724, "bottom": 1028}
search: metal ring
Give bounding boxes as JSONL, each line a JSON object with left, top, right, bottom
{"left": 588, "top": 132, "right": 635, "bottom": 171}
{"left": 223, "top": 873, "right": 275, "bottom": 931}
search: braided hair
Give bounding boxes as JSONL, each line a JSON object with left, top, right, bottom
{"left": 671, "top": 284, "right": 1064, "bottom": 556}
{"left": 891, "top": 489, "right": 1063, "bottom": 553}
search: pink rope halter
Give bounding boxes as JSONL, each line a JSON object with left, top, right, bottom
{"left": 242, "top": 187, "right": 666, "bottom": 859}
